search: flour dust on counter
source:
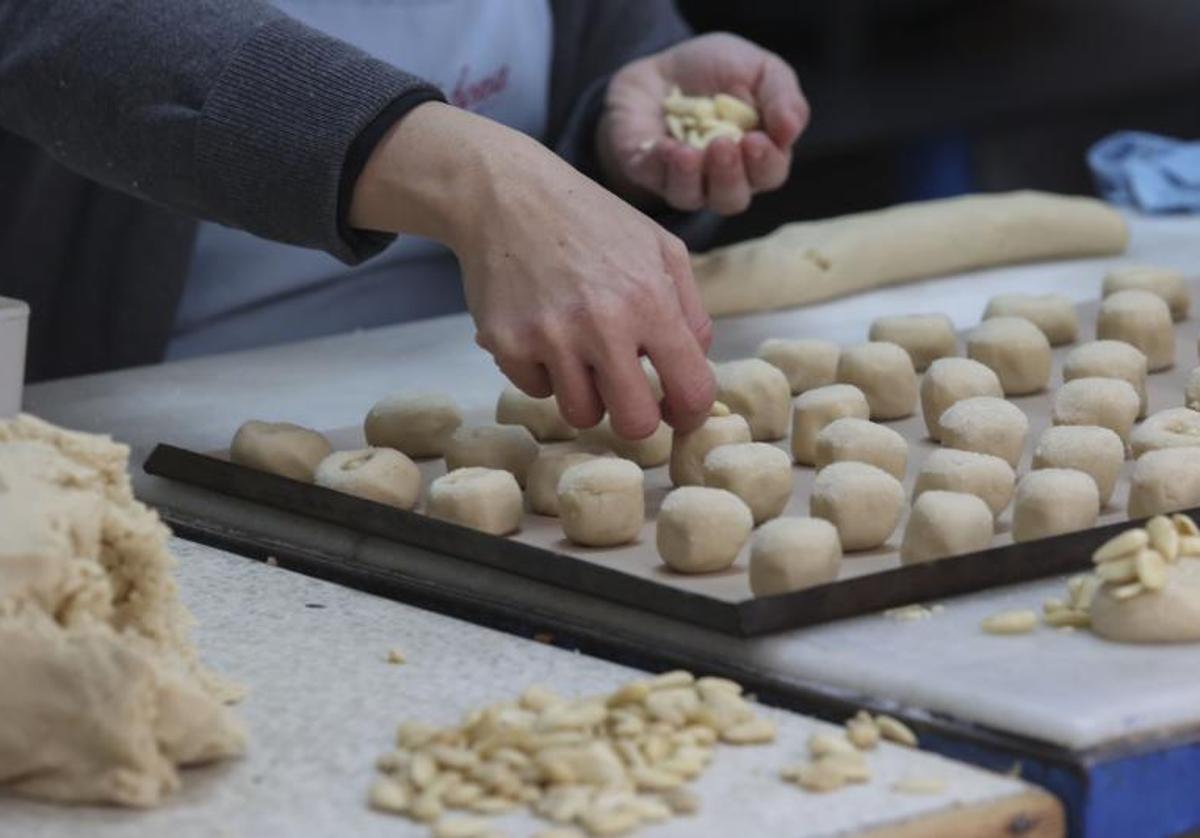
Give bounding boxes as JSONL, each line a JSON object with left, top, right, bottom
{"left": 0, "top": 414, "right": 245, "bottom": 807}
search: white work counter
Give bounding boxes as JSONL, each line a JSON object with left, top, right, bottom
{"left": 23, "top": 213, "right": 1200, "bottom": 759}
{"left": 3, "top": 539, "right": 1055, "bottom": 837}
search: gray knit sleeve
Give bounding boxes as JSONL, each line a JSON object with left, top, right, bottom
{"left": 0, "top": 1, "right": 443, "bottom": 263}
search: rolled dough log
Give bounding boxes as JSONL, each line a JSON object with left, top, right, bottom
{"left": 756, "top": 338, "right": 839, "bottom": 395}
{"left": 314, "top": 447, "right": 421, "bottom": 510}
{"left": 495, "top": 387, "right": 577, "bottom": 442}
{"left": 1090, "top": 558, "right": 1200, "bottom": 643}
{"left": 1103, "top": 265, "right": 1190, "bottom": 321}
{"left": 868, "top": 313, "right": 956, "bottom": 371}
{"left": 749, "top": 517, "right": 842, "bottom": 596}
{"left": 1063, "top": 340, "right": 1149, "bottom": 418}
{"left": 230, "top": 420, "right": 331, "bottom": 483}
{"left": 692, "top": 191, "right": 1128, "bottom": 316}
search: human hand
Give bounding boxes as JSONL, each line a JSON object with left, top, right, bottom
{"left": 597, "top": 32, "right": 809, "bottom": 215}
{"left": 349, "top": 103, "right": 715, "bottom": 438}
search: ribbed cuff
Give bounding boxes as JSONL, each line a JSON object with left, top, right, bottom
{"left": 195, "top": 16, "right": 444, "bottom": 264}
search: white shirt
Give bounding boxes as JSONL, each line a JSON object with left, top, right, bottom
{"left": 170, "top": 0, "right": 552, "bottom": 359}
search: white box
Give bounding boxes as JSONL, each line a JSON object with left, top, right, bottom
{"left": 0, "top": 296, "right": 30, "bottom": 418}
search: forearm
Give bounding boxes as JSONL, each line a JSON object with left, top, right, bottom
{"left": 0, "top": 0, "right": 441, "bottom": 261}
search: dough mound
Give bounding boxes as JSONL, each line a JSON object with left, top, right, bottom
{"left": 938, "top": 396, "right": 1029, "bottom": 469}
{"left": 495, "top": 387, "right": 577, "bottom": 442}
{"left": 749, "top": 517, "right": 842, "bottom": 596}
{"left": 364, "top": 393, "right": 463, "bottom": 459}
{"left": 657, "top": 487, "right": 753, "bottom": 574}
{"left": 836, "top": 342, "right": 918, "bottom": 420}
{"left": 791, "top": 384, "right": 871, "bottom": 465}
{"left": 1012, "top": 468, "right": 1099, "bottom": 543}
{"left": 669, "top": 411, "right": 752, "bottom": 487}
{"left": 868, "top": 313, "right": 956, "bottom": 372}
{"left": 702, "top": 442, "right": 793, "bottom": 525}
{"left": 901, "top": 490, "right": 994, "bottom": 565}
{"left": 1062, "top": 340, "right": 1149, "bottom": 418}
{"left": 966, "top": 316, "right": 1052, "bottom": 396}
{"left": 0, "top": 414, "right": 245, "bottom": 807}
{"left": 314, "top": 447, "right": 421, "bottom": 510}
{"left": 715, "top": 358, "right": 792, "bottom": 441}
{"left": 1130, "top": 407, "right": 1200, "bottom": 459}
{"left": 526, "top": 450, "right": 601, "bottom": 516}
{"left": 1090, "top": 558, "right": 1200, "bottom": 643}
{"left": 914, "top": 448, "right": 1015, "bottom": 518}
{"left": 557, "top": 458, "right": 645, "bottom": 547}
{"left": 920, "top": 357, "right": 1004, "bottom": 441}
{"left": 1096, "top": 289, "right": 1175, "bottom": 372}
{"left": 579, "top": 417, "right": 672, "bottom": 468}
{"left": 810, "top": 461, "right": 904, "bottom": 552}
{"left": 427, "top": 467, "right": 523, "bottom": 535}
{"left": 756, "top": 338, "right": 839, "bottom": 395}
{"left": 1051, "top": 377, "right": 1140, "bottom": 445}
{"left": 444, "top": 424, "right": 540, "bottom": 486}
{"left": 983, "top": 293, "right": 1079, "bottom": 346}
{"left": 814, "top": 417, "right": 908, "bottom": 480}
{"left": 1032, "top": 425, "right": 1124, "bottom": 506}
{"left": 1128, "top": 447, "right": 1200, "bottom": 518}
{"left": 1103, "top": 265, "right": 1190, "bottom": 321}
{"left": 230, "top": 420, "right": 331, "bottom": 482}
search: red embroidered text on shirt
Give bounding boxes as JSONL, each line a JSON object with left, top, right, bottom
{"left": 449, "top": 64, "right": 510, "bottom": 110}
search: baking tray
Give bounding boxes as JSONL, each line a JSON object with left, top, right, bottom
{"left": 144, "top": 297, "right": 1200, "bottom": 636}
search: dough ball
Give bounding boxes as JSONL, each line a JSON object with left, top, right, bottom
{"left": 1130, "top": 407, "right": 1200, "bottom": 458}
{"left": 1188, "top": 367, "right": 1200, "bottom": 412}
{"left": 557, "top": 458, "right": 645, "bottom": 547}
{"left": 578, "top": 417, "right": 672, "bottom": 468}
{"left": 814, "top": 417, "right": 908, "bottom": 480}
{"left": 920, "top": 358, "right": 1004, "bottom": 441}
{"left": 938, "top": 396, "right": 1029, "bottom": 468}
{"left": 1032, "top": 425, "right": 1124, "bottom": 506}
{"left": 749, "top": 517, "right": 841, "bottom": 596}
{"left": 868, "top": 314, "right": 956, "bottom": 372}
{"left": 526, "top": 450, "right": 601, "bottom": 516}
{"left": 715, "top": 358, "right": 792, "bottom": 441}
{"left": 657, "top": 486, "right": 753, "bottom": 573}
{"left": 791, "top": 384, "right": 870, "bottom": 465}
{"left": 966, "top": 316, "right": 1052, "bottom": 396}
{"left": 1103, "top": 265, "right": 1189, "bottom": 321}
{"left": 914, "top": 448, "right": 1016, "bottom": 518}
{"left": 313, "top": 447, "right": 421, "bottom": 510}
{"left": 835, "top": 342, "right": 917, "bottom": 420}
{"left": 1012, "top": 468, "right": 1099, "bottom": 543}
{"left": 810, "top": 461, "right": 904, "bottom": 552}
{"left": 444, "top": 424, "right": 539, "bottom": 486}
{"left": 364, "top": 393, "right": 463, "bottom": 459}
{"left": 756, "top": 338, "right": 839, "bottom": 395}
{"left": 983, "top": 293, "right": 1079, "bottom": 346}
{"left": 495, "top": 386, "right": 576, "bottom": 442}
{"left": 1096, "top": 289, "right": 1175, "bottom": 372}
{"left": 427, "top": 467, "right": 523, "bottom": 535}
{"left": 702, "top": 442, "right": 793, "bottom": 525}
{"left": 230, "top": 420, "right": 331, "bottom": 482}
{"left": 1128, "top": 447, "right": 1200, "bottom": 517}
{"left": 900, "top": 490, "right": 994, "bottom": 565}
{"left": 669, "top": 410, "right": 752, "bottom": 486}
{"left": 1063, "top": 340, "right": 1149, "bottom": 418}
{"left": 1051, "top": 377, "right": 1140, "bottom": 444}
{"left": 1090, "top": 558, "right": 1200, "bottom": 644}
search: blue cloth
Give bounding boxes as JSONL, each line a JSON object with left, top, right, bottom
{"left": 1088, "top": 131, "right": 1200, "bottom": 214}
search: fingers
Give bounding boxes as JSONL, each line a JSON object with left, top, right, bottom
{"left": 495, "top": 357, "right": 553, "bottom": 399}
{"left": 703, "top": 138, "right": 752, "bottom": 216}
{"left": 662, "top": 142, "right": 705, "bottom": 211}
{"left": 740, "top": 132, "right": 791, "bottom": 193}
{"left": 646, "top": 320, "right": 716, "bottom": 434}
{"left": 755, "top": 55, "right": 810, "bottom": 149}
{"left": 547, "top": 356, "right": 605, "bottom": 430}
{"left": 589, "top": 347, "right": 663, "bottom": 440}
{"left": 660, "top": 235, "right": 713, "bottom": 354}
